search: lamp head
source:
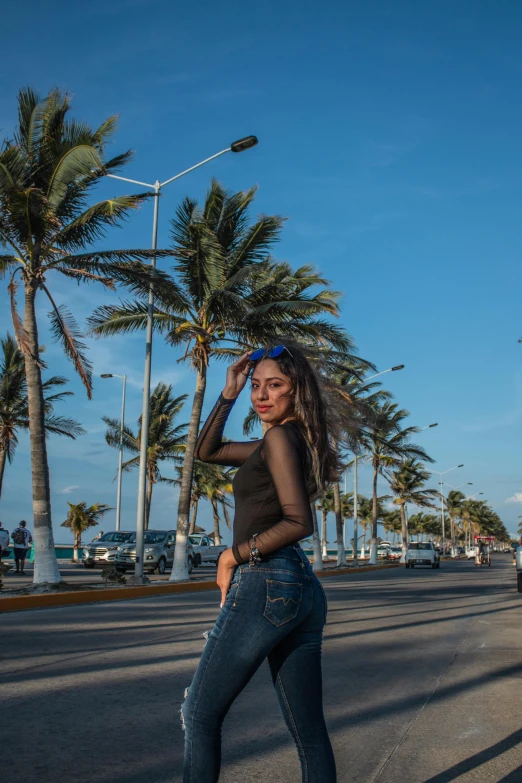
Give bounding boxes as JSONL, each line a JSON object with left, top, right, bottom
{"left": 100, "top": 374, "right": 113, "bottom": 378}
{"left": 231, "top": 135, "right": 258, "bottom": 153}
{"left": 391, "top": 364, "right": 405, "bottom": 371}
{"left": 429, "top": 423, "right": 438, "bottom": 428}
{"left": 457, "top": 464, "right": 464, "bottom": 468}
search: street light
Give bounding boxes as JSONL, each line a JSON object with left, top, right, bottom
{"left": 427, "top": 464, "right": 464, "bottom": 555}
{"left": 100, "top": 374, "right": 127, "bottom": 531}
{"left": 351, "top": 363, "right": 405, "bottom": 564}
{"left": 105, "top": 136, "right": 258, "bottom": 582}
{"left": 365, "top": 364, "right": 405, "bottom": 382}
{"left": 419, "top": 423, "right": 438, "bottom": 431}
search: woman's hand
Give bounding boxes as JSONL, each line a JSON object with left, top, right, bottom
{"left": 217, "top": 548, "right": 238, "bottom": 607}
{"left": 222, "top": 351, "right": 254, "bottom": 400}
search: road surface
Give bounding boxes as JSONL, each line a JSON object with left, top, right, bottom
{"left": 1, "top": 556, "right": 521, "bottom": 782}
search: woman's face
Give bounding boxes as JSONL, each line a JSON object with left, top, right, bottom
{"left": 250, "top": 359, "right": 295, "bottom": 427}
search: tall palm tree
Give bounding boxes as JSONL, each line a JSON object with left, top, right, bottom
{"left": 0, "top": 89, "right": 170, "bottom": 583}
{"left": 386, "top": 459, "right": 438, "bottom": 561}
{"left": 0, "top": 333, "right": 84, "bottom": 498}
{"left": 362, "top": 403, "right": 433, "bottom": 564}
{"left": 89, "top": 180, "right": 351, "bottom": 581}
{"left": 61, "top": 501, "right": 111, "bottom": 562}
{"left": 104, "top": 384, "right": 187, "bottom": 529}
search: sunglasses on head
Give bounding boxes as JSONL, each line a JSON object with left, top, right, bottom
{"left": 249, "top": 345, "right": 293, "bottom": 362}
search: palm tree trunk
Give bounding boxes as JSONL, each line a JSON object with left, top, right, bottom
{"left": 369, "top": 463, "right": 379, "bottom": 565}
{"left": 333, "top": 481, "right": 346, "bottom": 566}
{"left": 321, "top": 509, "right": 328, "bottom": 560}
{"left": 360, "top": 524, "right": 366, "bottom": 559}
{"left": 171, "top": 366, "right": 207, "bottom": 582}
{"left": 400, "top": 503, "right": 408, "bottom": 563}
{"left": 24, "top": 283, "right": 60, "bottom": 584}
{"left": 188, "top": 500, "right": 198, "bottom": 535}
{"left": 72, "top": 531, "right": 80, "bottom": 563}
{"left": 145, "top": 475, "right": 154, "bottom": 530}
{"left": 221, "top": 502, "right": 232, "bottom": 531}
{"left": 211, "top": 498, "right": 221, "bottom": 545}
{"left": 0, "top": 447, "right": 6, "bottom": 499}
{"left": 311, "top": 502, "right": 322, "bottom": 572}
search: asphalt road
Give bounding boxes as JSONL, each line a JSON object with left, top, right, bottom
{"left": 1, "top": 556, "right": 521, "bottom": 783}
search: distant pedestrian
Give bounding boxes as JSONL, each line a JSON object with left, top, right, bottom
{"left": 12, "top": 520, "right": 32, "bottom": 574}
{"left": 181, "top": 345, "right": 337, "bottom": 782}
{"left": 92, "top": 530, "right": 104, "bottom": 542}
{"left": 0, "top": 521, "right": 9, "bottom": 562}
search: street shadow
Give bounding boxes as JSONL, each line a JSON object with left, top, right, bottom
{"left": 422, "top": 728, "right": 522, "bottom": 782}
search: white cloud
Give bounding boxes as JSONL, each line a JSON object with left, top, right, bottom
{"left": 59, "top": 485, "right": 80, "bottom": 495}
{"left": 505, "top": 492, "right": 522, "bottom": 504}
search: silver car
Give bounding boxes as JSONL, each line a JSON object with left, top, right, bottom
{"left": 115, "top": 530, "right": 194, "bottom": 575}
{"left": 82, "top": 531, "right": 134, "bottom": 569}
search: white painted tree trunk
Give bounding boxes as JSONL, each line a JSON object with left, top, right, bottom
{"left": 24, "top": 283, "right": 61, "bottom": 585}
{"left": 321, "top": 511, "right": 328, "bottom": 560}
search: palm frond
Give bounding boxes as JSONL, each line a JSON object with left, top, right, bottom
{"left": 44, "top": 291, "right": 93, "bottom": 397}
{"left": 43, "top": 415, "right": 85, "bottom": 438}
{"left": 47, "top": 145, "right": 103, "bottom": 210}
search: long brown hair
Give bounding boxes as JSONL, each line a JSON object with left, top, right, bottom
{"left": 252, "top": 343, "right": 340, "bottom": 497}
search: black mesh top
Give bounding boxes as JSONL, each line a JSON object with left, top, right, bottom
{"left": 194, "top": 394, "right": 314, "bottom": 565}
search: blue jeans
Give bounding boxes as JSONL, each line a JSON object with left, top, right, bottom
{"left": 182, "top": 545, "right": 336, "bottom": 782}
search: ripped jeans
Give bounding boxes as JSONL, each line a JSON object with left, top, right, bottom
{"left": 181, "top": 545, "right": 336, "bottom": 783}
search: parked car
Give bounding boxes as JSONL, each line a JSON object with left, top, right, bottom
{"left": 377, "top": 544, "right": 391, "bottom": 559}
{"left": 466, "top": 546, "right": 478, "bottom": 560}
{"left": 82, "top": 531, "right": 134, "bottom": 568}
{"left": 388, "top": 547, "right": 402, "bottom": 561}
{"left": 189, "top": 534, "right": 227, "bottom": 567}
{"left": 405, "top": 541, "right": 440, "bottom": 569}
{"left": 115, "top": 530, "right": 194, "bottom": 575}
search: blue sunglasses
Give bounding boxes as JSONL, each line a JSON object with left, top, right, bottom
{"left": 250, "top": 345, "right": 293, "bottom": 362}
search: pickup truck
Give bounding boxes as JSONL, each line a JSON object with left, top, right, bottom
{"left": 189, "top": 534, "right": 227, "bottom": 567}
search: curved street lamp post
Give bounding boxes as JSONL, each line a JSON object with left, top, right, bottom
{"left": 105, "top": 137, "right": 258, "bottom": 581}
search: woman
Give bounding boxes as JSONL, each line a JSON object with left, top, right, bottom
{"left": 182, "top": 344, "right": 338, "bottom": 783}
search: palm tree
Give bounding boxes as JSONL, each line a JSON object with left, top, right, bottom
{"left": 317, "top": 486, "right": 334, "bottom": 561}
{"left": 386, "top": 459, "right": 438, "bottom": 561}
{"left": 362, "top": 403, "right": 433, "bottom": 564}
{"left": 61, "top": 501, "right": 111, "bottom": 562}
{"left": 356, "top": 495, "right": 376, "bottom": 558}
{"left": 104, "top": 383, "right": 187, "bottom": 529}
{"left": 0, "top": 89, "right": 170, "bottom": 583}
{"left": 445, "top": 490, "right": 465, "bottom": 555}
{"left": 0, "top": 333, "right": 84, "bottom": 498}
{"left": 89, "top": 180, "right": 351, "bottom": 581}
{"left": 184, "top": 461, "right": 235, "bottom": 545}
{"left": 383, "top": 508, "right": 402, "bottom": 546}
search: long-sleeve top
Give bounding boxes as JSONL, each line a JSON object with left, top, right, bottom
{"left": 194, "top": 394, "right": 314, "bottom": 564}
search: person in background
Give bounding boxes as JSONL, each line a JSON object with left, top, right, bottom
{"left": 0, "top": 521, "right": 9, "bottom": 562}
{"left": 11, "top": 520, "right": 32, "bottom": 575}
{"left": 92, "top": 530, "right": 104, "bottom": 542}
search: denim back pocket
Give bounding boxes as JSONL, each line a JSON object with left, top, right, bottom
{"left": 263, "top": 579, "right": 303, "bottom": 627}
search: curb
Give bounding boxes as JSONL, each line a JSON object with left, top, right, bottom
{"left": 0, "top": 563, "right": 401, "bottom": 614}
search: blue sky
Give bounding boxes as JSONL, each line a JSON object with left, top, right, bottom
{"left": 1, "top": 0, "right": 521, "bottom": 544}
